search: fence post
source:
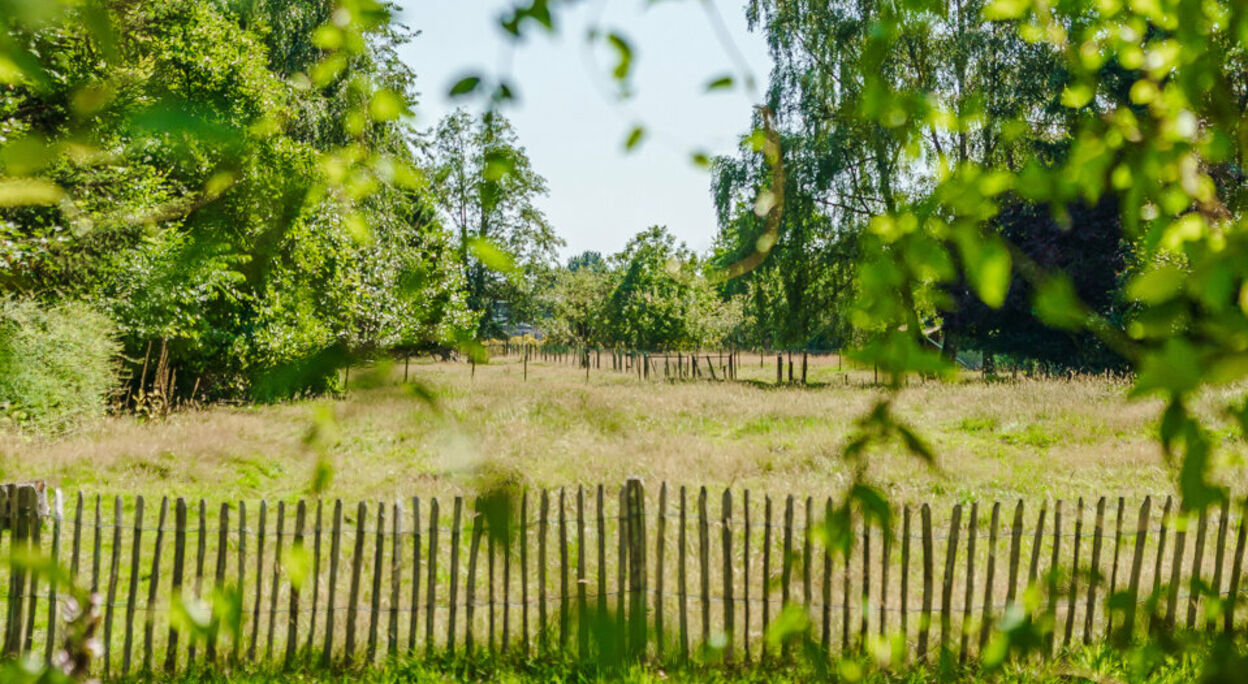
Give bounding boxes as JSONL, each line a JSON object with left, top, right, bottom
{"left": 3, "top": 485, "right": 36, "bottom": 657}
{"left": 1122, "top": 496, "right": 1151, "bottom": 643}
{"left": 720, "top": 488, "right": 733, "bottom": 662}
{"left": 626, "top": 478, "right": 646, "bottom": 657}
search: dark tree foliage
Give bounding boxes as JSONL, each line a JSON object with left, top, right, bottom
{"left": 947, "top": 197, "right": 1129, "bottom": 371}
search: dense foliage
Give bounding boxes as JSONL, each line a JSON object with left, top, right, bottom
{"left": 0, "top": 0, "right": 473, "bottom": 407}
{"left": 537, "top": 227, "right": 743, "bottom": 350}
{"left": 0, "top": 298, "right": 118, "bottom": 433}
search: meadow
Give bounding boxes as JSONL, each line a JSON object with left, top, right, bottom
{"left": 2, "top": 354, "right": 1245, "bottom": 684}
{"left": 3, "top": 353, "right": 1238, "bottom": 506}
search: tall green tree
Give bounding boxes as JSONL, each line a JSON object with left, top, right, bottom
{"left": 603, "top": 226, "right": 740, "bottom": 350}
{"left": 0, "top": 0, "right": 471, "bottom": 400}
{"left": 423, "top": 109, "right": 563, "bottom": 338}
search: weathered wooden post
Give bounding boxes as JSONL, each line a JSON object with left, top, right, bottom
{"left": 625, "top": 478, "right": 646, "bottom": 657}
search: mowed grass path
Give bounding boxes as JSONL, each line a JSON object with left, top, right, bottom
{"left": 3, "top": 354, "right": 1244, "bottom": 504}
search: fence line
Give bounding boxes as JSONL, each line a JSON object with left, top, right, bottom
{"left": 1, "top": 482, "right": 1247, "bottom": 678}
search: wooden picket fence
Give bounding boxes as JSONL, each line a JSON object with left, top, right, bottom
{"left": 2, "top": 481, "right": 1247, "bottom": 678}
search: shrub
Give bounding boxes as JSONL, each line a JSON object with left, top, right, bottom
{"left": 0, "top": 299, "right": 120, "bottom": 434}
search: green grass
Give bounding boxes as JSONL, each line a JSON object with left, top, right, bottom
{"left": 117, "top": 643, "right": 1219, "bottom": 684}
{"left": 3, "top": 354, "right": 1244, "bottom": 506}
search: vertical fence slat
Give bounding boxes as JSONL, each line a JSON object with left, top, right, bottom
{"left": 165, "top": 497, "right": 187, "bottom": 673}
{"left": 233, "top": 500, "right": 246, "bottom": 666}
{"left": 306, "top": 499, "right": 323, "bottom": 661}
{"left": 880, "top": 503, "right": 891, "bottom": 639}
{"left": 1030, "top": 501, "right": 1049, "bottom": 601}
{"left": 424, "top": 498, "right": 439, "bottom": 657}
{"left": 1186, "top": 507, "right": 1209, "bottom": 630}
{"left": 579, "top": 485, "right": 589, "bottom": 658}
{"left": 917, "top": 503, "right": 933, "bottom": 662}
{"left": 91, "top": 495, "right": 102, "bottom": 597}
{"left": 780, "top": 494, "right": 793, "bottom": 660}
{"left": 1225, "top": 503, "right": 1247, "bottom": 634}
{"left": 979, "top": 502, "right": 1000, "bottom": 652}
{"left": 70, "top": 492, "right": 83, "bottom": 583}
{"left": 841, "top": 508, "right": 850, "bottom": 654}
{"left": 248, "top": 501, "right": 266, "bottom": 663}
{"left": 1208, "top": 499, "right": 1229, "bottom": 632}
{"left": 1045, "top": 500, "right": 1062, "bottom": 654}
{"left": 698, "top": 487, "right": 710, "bottom": 651}
{"left": 5, "top": 487, "right": 32, "bottom": 659}
{"left": 559, "top": 488, "right": 569, "bottom": 650}
{"left": 616, "top": 486, "right": 626, "bottom": 658}
{"left": 122, "top": 496, "right": 145, "bottom": 675}
{"left": 208, "top": 502, "right": 228, "bottom": 665}
{"left": 502, "top": 493, "right": 510, "bottom": 653}
{"left": 960, "top": 502, "right": 978, "bottom": 664}
{"left": 1166, "top": 502, "right": 1187, "bottom": 632}
{"left": 626, "top": 479, "right": 646, "bottom": 657}
{"left": 409, "top": 497, "right": 421, "bottom": 654}
{"left": 489, "top": 513, "right": 496, "bottom": 653}
{"left": 464, "top": 501, "right": 482, "bottom": 656}
{"left": 1150, "top": 496, "right": 1173, "bottom": 635}
{"left": 1084, "top": 497, "right": 1106, "bottom": 644}
{"left": 939, "top": 503, "right": 961, "bottom": 660}
{"left": 102, "top": 496, "right": 123, "bottom": 678}
{"left": 388, "top": 500, "right": 402, "bottom": 658}
{"left": 820, "top": 497, "right": 831, "bottom": 654}
{"left": 189, "top": 499, "right": 207, "bottom": 667}
{"left": 344, "top": 501, "right": 367, "bottom": 662}
{"left": 521, "top": 490, "right": 530, "bottom": 656}
{"left": 321, "top": 500, "right": 342, "bottom": 667}
{"left": 679, "top": 487, "right": 689, "bottom": 662}
{"left": 652, "top": 483, "right": 664, "bottom": 658}
{"left": 1006, "top": 501, "right": 1025, "bottom": 611}
{"left": 286, "top": 500, "right": 306, "bottom": 667}
{"left": 265, "top": 501, "right": 285, "bottom": 661}
{"left": 803, "top": 497, "right": 813, "bottom": 625}
{"left": 447, "top": 497, "right": 463, "bottom": 655}
{"left": 538, "top": 490, "right": 549, "bottom": 654}
{"left": 1123, "top": 496, "right": 1151, "bottom": 641}
{"left": 1106, "top": 497, "right": 1125, "bottom": 639}
{"left": 1064, "top": 499, "right": 1083, "bottom": 648}
{"left": 901, "top": 505, "right": 911, "bottom": 645}
{"left": 721, "top": 488, "right": 734, "bottom": 662}
{"left": 367, "top": 503, "right": 385, "bottom": 662}
{"left": 742, "top": 489, "right": 751, "bottom": 662}
{"left": 45, "top": 490, "right": 62, "bottom": 663}
{"left": 862, "top": 513, "right": 871, "bottom": 649}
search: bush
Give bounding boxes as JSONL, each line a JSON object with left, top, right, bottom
{"left": 0, "top": 299, "right": 120, "bottom": 434}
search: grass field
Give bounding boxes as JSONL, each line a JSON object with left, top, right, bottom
{"left": 143, "top": 643, "right": 1209, "bottom": 684}
{"left": 2, "top": 352, "right": 1243, "bottom": 505}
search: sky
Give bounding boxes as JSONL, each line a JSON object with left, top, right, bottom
{"left": 393, "top": 1, "right": 773, "bottom": 262}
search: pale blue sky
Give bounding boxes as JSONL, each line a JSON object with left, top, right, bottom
{"left": 394, "top": 1, "right": 772, "bottom": 261}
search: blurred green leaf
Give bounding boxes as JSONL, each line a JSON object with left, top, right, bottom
{"left": 624, "top": 125, "right": 646, "bottom": 151}
{"left": 449, "top": 75, "right": 482, "bottom": 97}
{"left": 467, "top": 236, "right": 517, "bottom": 274}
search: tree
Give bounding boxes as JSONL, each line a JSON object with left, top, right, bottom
{"left": 602, "top": 226, "right": 740, "bottom": 350}
{"left": 423, "top": 109, "right": 564, "bottom": 338}
{"left": 946, "top": 196, "right": 1129, "bottom": 371}
{"left": 0, "top": 0, "right": 471, "bottom": 401}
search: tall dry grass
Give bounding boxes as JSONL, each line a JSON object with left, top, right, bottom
{"left": 0, "top": 354, "right": 1239, "bottom": 505}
